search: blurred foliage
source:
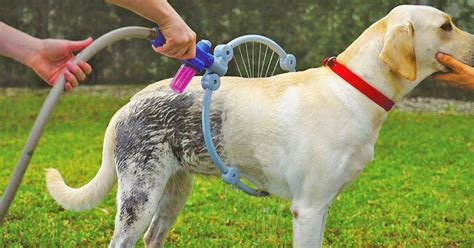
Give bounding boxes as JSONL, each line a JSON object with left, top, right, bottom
{"left": 0, "top": 0, "right": 472, "bottom": 99}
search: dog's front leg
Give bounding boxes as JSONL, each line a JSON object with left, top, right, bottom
{"left": 291, "top": 201, "right": 329, "bottom": 248}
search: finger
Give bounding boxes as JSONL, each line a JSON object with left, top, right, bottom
{"left": 46, "top": 74, "right": 58, "bottom": 86}
{"left": 432, "top": 72, "right": 452, "bottom": 81}
{"left": 78, "top": 61, "right": 92, "bottom": 75}
{"left": 173, "top": 34, "right": 196, "bottom": 59}
{"left": 154, "top": 45, "right": 183, "bottom": 59}
{"left": 67, "top": 37, "right": 93, "bottom": 52}
{"left": 67, "top": 62, "right": 86, "bottom": 81}
{"left": 160, "top": 43, "right": 184, "bottom": 55}
{"left": 65, "top": 82, "right": 72, "bottom": 91}
{"left": 436, "top": 52, "right": 464, "bottom": 71}
{"left": 432, "top": 72, "right": 462, "bottom": 84}
{"left": 152, "top": 46, "right": 171, "bottom": 56}
{"left": 189, "top": 31, "right": 197, "bottom": 45}
{"left": 64, "top": 71, "right": 79, "bottom": 88}
{"left": 173, "top": 48, "right": 189, "bottom": 60}
{"left": 46, "top": 66, "right": 67, "bottom": 86}
{"left": 181, "top": 46, "right": 196, "bottom": 60}
{"left": 169, "top": 43, "right": 192, "bottom": 58}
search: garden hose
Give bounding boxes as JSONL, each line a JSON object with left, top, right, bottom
{"left": 0, "top": 27, "right": 159, "bottom": 224}
{"left": 0, "top": 26, "right": 296, "bottom": 223}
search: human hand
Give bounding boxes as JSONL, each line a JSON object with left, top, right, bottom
{"left": 152, "top": 15, "right": 196, "bottom": 59}
{"left": 433, "top": 52, "right": 474, "bottom": 91}
{"left": 27, "top": 38, "right": 93, "bottom": 91}
{"left": 105, "top": 0, "right": 196, "bottom": 59}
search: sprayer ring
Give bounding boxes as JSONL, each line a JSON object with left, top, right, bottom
{"left": 201, "top": 35, "right": 296, "bottom": 197}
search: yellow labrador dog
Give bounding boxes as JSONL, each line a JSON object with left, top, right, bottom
{"left": 46, "top": 5, "right": 473, "bottom": 247}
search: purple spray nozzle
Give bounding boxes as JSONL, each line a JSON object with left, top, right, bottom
{"left": 170, "top": 64, "right": 197, "bottom": 93}
{"left": 170, "top": 40, "right": 214, "bottom": 93}
{"left": 149, "top": 27, "right": 215, "bottom": 93}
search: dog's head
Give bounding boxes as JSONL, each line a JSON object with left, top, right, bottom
{"left": 379, "top": 5, "right": 473, "bottom": 81}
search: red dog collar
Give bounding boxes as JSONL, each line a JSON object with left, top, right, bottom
{"left": 323, "top": 57, "right": 394, "bottom": 111}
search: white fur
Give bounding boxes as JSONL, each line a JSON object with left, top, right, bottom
{"left": 46, "top": 110, "right": 121, "bottom": 210}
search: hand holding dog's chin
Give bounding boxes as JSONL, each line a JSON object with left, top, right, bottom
{"left": 433, "top": 70, "right": 474, "bottom": 91}
{"left": 433, "top": 53, "right": 474, "bottom": 91}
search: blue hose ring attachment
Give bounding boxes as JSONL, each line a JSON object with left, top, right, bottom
{"left": 201, "top": 75, "right": 269, "bottom": 197}
{"left": 199, "top": 35, "right": 297, "bottom": 197}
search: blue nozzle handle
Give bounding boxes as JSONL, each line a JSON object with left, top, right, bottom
{"left": 150, "top": 27, "right": 215, "bottom": 76}
{"left": 183, "top": 40, "right": 214, "bottom": 73}
{"left": 150, "top": 27, "right": 166, "bottom": 48}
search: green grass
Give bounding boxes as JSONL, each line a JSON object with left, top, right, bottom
{"left": 0, "top": 87, "right": 472, "bottom": 247}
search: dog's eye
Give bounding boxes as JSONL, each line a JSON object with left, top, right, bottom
{"left": 441, "top": 22, "right": 453, "bottom": 32}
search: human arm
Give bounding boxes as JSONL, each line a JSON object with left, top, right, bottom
{"left": 0, "top": 22, "right": 92, "bottom": 90}
{"left": 433, "top": 52, "right": 474, "bottom": 91}
{"left": 106, "top": 0, "right": 196, "bottom": 59}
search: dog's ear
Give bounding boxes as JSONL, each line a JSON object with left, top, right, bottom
{"left": 379, "top": 21, "right": 417, "bottom": 81}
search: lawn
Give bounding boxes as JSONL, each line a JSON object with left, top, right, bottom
{"left": 0, "top": 87, "right": 472, "bottom": 247}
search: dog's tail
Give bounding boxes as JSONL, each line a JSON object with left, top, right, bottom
{"left": 45, "top": 111, "right": 120, "bottom": 211}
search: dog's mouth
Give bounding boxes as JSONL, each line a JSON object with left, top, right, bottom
{"left": 464, "top": 50, "right": 474, "bottom": 67}
{"left": 434, "top": 51, "right": 473, "bottom": 74}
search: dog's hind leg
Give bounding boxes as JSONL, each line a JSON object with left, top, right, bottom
{"left": 144, "top": 170, "right": 194, "bottom": 248}
{"left": 109, "top": 148, "right": 178, "bottom": 248}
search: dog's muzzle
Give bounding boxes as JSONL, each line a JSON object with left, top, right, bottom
{"left": 463, "top": 50, "right": 474, "bottom": 66}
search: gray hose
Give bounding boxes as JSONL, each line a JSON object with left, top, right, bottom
{"left": 0, "top": 26, "right": 156, "bottom": 224}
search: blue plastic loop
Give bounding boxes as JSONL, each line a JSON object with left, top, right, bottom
{"left": 201, "top": 73, "right": 221, "bottom": 91}
{"left": 213, "top": 44, "right": 233, "bottom": 64}
{"left": 237, "top": 181, "right": 269, "bottom": 197}
{"left": 201, "top": 87, "right": 268, "bottom": 197}
{"left": 280, "top": 54, "right": 297, "bottom": 72}
{"left": 222, "top": 167, "right": 240, "bottom": 185}
{"left": 197, "top": 35, "right": 297, "bottom": 198}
